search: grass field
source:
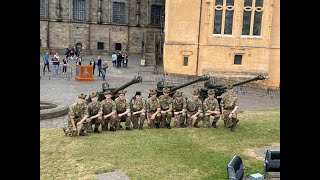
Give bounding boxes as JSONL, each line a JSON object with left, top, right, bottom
{"left": 40, "top": 108, "right": 280, "bottom": 180}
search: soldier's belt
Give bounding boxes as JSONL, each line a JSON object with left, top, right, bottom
{"left": 161, "top": 108, "right": 169, "bottom": 111}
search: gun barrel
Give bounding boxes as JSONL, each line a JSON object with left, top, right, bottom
{"left": 170, "top": 74, "right": 210, "bottom": 92}
{"left": 112, "top": 76, "right": 143, "bottom": 95}
{"left": 221, "top": 74, "right": 266, "bottom": 89}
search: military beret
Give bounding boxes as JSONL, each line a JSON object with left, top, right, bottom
{"left": 207, "top": 89, "right": 215, "bottom": 95}
{"left": 162, "top": 87, "right": 170, "bottom": 93}
{"left": 192, "top": 90, "right": 200, "bottom": 95}
{"left": 135, "top": 91, "right": 141, "bottom": 96}
{"left": 78, "top": 93, "right": 87, "bottom": 99}
{"left": 174, "top": 91, "right": 183, "bottom": 97}
{"left": 149, "top": 89, "right": 157, "bottom": 95}
{"left": 90, "top": 92, "right": 97, "bottom": 98}
{"left": 227, "top": 84, "right": 233, "bottom": 89}
{"left": 117, "top": 90, "right": 127, "bottom": 95}
{"left": 104, "top": 90, "right": 112, "bottom": 95}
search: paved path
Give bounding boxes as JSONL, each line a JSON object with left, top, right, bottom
{"left": 40, "top": 54, "right": 279, "bottom": 129}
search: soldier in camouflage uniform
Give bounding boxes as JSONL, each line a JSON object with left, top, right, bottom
{"left": 203, "top": 89, "right": 221, "bottom": 128}
{"left": 63, "top": 93, "right": 90, "bottom": 136}
{"left": 85, "top": 92, "right": 102, "bottom": 133}
{"left": 158, "top": 87, "right": 173, "bottom": 129}
{"left": 130, "top": 91, "right": 146, "bottom": 130}
{"left": 221, "top": 85, "right": 239, "bottom": 132}
{"left": 146, "top": 89, "right": 161, "bottom": 129}
{"left": 172, "top": 91, "right": 187, "bottom": 128}
{"left": 186, "top": 90, "right": 203, "bottom": 128}
{"left": 114, "top": 90, "right": 132, "bottom": 130}
{"left": 101, "top": 90, "right": 117, "bottom": 132}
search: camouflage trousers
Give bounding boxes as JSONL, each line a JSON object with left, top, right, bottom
{"left": 147, "top": 112, "right": 161, "bottom": 128}
{"left": 117, "top": 112, "right": 131, "bottom": 129}
{"left": 222, "top": 110, "right": 237, "bottom": 128}
{"left": 203, "top": 113, "right": 221, "bottom": 128}
{"left": 187, "top": 111, "right": 204, "bottom": 127}
{"left": 64, "top": 117, "right": 88, "bottom": 137}
{"left": 160, "top": 110, "right": 172, "bottom": 128}
{"left": 101, "top": 114, "right": 117, "bottom": 131}
{"left": 85, "top": 117, "right": 102, "bottom": 132}
{"left": 131, "top": 112, "right": 146, "bottom": 129}
{"left": 173, "top": 111, "right": 186, "bottom": 128}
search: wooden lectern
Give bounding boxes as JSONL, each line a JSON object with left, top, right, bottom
{"left": 75, "top": 65, "right": 94, "bottom": 81}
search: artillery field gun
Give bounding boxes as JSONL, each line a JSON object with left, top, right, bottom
{"left": 156, "top": 74, "right": 210, "bottom": 97}
{"left": 198, "top": 74, "right": 266, "bottom": 105}
{"left": 86, "top": 76, "right": 142, "bottom": 103}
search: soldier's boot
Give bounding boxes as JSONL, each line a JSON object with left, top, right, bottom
{"left": 230, "top": 126, "right": 235, "bottom": 132}
{"left": 102, "top": 124, "right": 108, "bottom": 131}
{"left": 139, "top": 123, "right": 143, "bottom": 130}
{"left": 119, "top": 125, "right": 123, "bottom": 129}
{"left": 94, "top": 128, "right": 100, "bottom": 133}
{"left": 223, "top": 120, "right": 227, "bottom": 128}
{"left": 212, "top": 122, "right": 217, "bottom": 128}
{"left": 180, "top": 123, "right": 186, "bottom": 128}
{"left": 63, "top": 127, "right": 66, "bottom": 134}
{"left": 194, "top": 122, "right": 200, "bottom": 128}
{"left": 166, "top": 123, "right": 171, "bottom": 129}
{"left": 79, "top": 130, "right": 88, "bottom": 136}
{"left": 154, "top": 122, "right": 160, "bottom": 129}
{"left": 126, "top": 127, "right": 131, "bottom": 130}
{"left": 236, "top": 119, "right": 239, "bottom": 124}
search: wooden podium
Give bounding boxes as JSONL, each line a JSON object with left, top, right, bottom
{"left": 75, "top": 65, "right": 94, "bottom": 81}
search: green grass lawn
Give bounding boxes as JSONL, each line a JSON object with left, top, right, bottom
{"left": 40, "top": 108, "right": 280, "bottom": 180}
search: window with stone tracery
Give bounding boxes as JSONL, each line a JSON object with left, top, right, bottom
{"left": 213, "top": 0, "right": 234, "bottom": 35}
{"left": 242, "top": 0, "right": 264, "bottom": 36}
{"left": 73, "top": 0, "right": 87, "bottom": 21}
{"left": 40, "top": 0, "right": 47, "bottom": 19}
{"left": 113, "top": 2, "right": 126, "bottom": 23}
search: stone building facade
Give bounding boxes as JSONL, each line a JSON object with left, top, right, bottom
{"left": 163, "top": 0, "right": 280, "bottom": 87}
{"left": 40, "top": 0, "right": 164, "bottom": 56}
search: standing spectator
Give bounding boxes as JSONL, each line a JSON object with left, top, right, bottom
{"left": 70, "top": 47, "right": 75, "bottom": 59}
{"left": 117, "top": 52, "right": 122, "bottom": 68}
{"left": 123, "top": 53, "right": 128, "bottom": 68}
{"left": 43, "top": 52, "right": 51, "bottom": 73}
{"left": 101, "top": 60, "right": 108, "bottom": 81}
{"left": 62, "top": 56, "right": 68, "bottom": 74}
{"left": 90, "top": 58, "right": 96, "bottom": 75}
{"left": 96, "top": 56, "right": 102, "bottom": 76}
{"left": 76, "top": 56, "right": 82, "bottom": 66}
{"left": 64, "top": 48, "right": 70, "bottom": 58}
{"left": 111, "top": 52, "right": 117, "bottom": 67}
{"left": 52, "top": 53, "right": 60, "bottom": 76}
{"left": 121, "top": 53, "right": 125, "bottom": 68}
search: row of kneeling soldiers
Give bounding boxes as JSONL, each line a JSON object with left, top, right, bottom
{"left": 63, "top": 85, "right": 239, "bottom": 137}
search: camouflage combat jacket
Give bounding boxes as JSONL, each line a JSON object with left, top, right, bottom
{"left": 146, "top": 97, "right": 160, "bottom": 112}
{"left": 68, "top": 102, "right": 88, "bottom": 119}
{"left": 101, "top": 99, "right": 116, "bottom": 115}
{"left": 115, "top": 98, "right": 130, "bottom": 113}
{"left": 220, "top": 95, "right": 239, "bottom": 110}
{"left": 87, "top": 101, "right": 103, "bottom": 116}
{"left": 172, "top": 98, "right": 186, "bottom": 112}
{"left": 130, "top": 97, "right": 146, "bottom": 112}
{"left": 203, "top": 97, "right": 220, "bottom": 112}
{"left": 158, "top": 95, "right": 173, "bottom": 110}
{"left": 186, "top": 98, "right": 203, "bottom": 112}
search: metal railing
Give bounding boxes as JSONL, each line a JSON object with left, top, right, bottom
{"left": 40, "top": 65, "right": 73, "bottom": 79}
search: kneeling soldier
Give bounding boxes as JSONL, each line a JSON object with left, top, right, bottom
{"left": 101, "top": 90, "right": 117, "bottom": 131}
{"left": 159, "top": 87, "right": 173, "bottom": 129}
{"left": 172, "top": 91, "right": 187, "bottom": 128}
{"left": 63, "top": 93, "right": 89, "bottom": 136}
{"left": 115, "top": 90, "right": 132, "bottom": 130}
{"left": 146, "top": 89, "right": 161, "bottom": 128}
{"left": 221, "top": 85, "right": 239, "bottom": 132}
{"left": 186, "top": 90, "right": 203, "bottom": 128}
{"left": 130, "top": 91, "right": 146, "bottom": 130}
{"left": 203, "top": 89, "right": 221, "bottom": 128}
{"left": 85, "top": 92, "right": 102, "bottom": 133}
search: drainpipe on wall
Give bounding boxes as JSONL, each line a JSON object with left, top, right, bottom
{"left": 196, "top": 0, "right": 203, "bottom": 76}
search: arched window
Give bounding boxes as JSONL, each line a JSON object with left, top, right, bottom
{"left": 112, "top": 1, "right": 126, "bottom": 23}
{"left": 213, "top": 0, "right": 234, "bottom": 35}
{"left": 242, "top": 0, "right": 264, "bottom": 36}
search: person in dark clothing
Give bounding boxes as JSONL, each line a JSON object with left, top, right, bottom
{"left": 62, "top": 56, "right": 68, "bottom": 74}
{"left": 90, "top": 58, "right": 96, "bottom": 75}
{"left": 117, "top": 52, "right": 122, "bottom": 68}
{"left": 123, "top": 53, "right": 128, "bottom": 68}
{"left": 96, "top": 56, "right": 102, "bottom": 76}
